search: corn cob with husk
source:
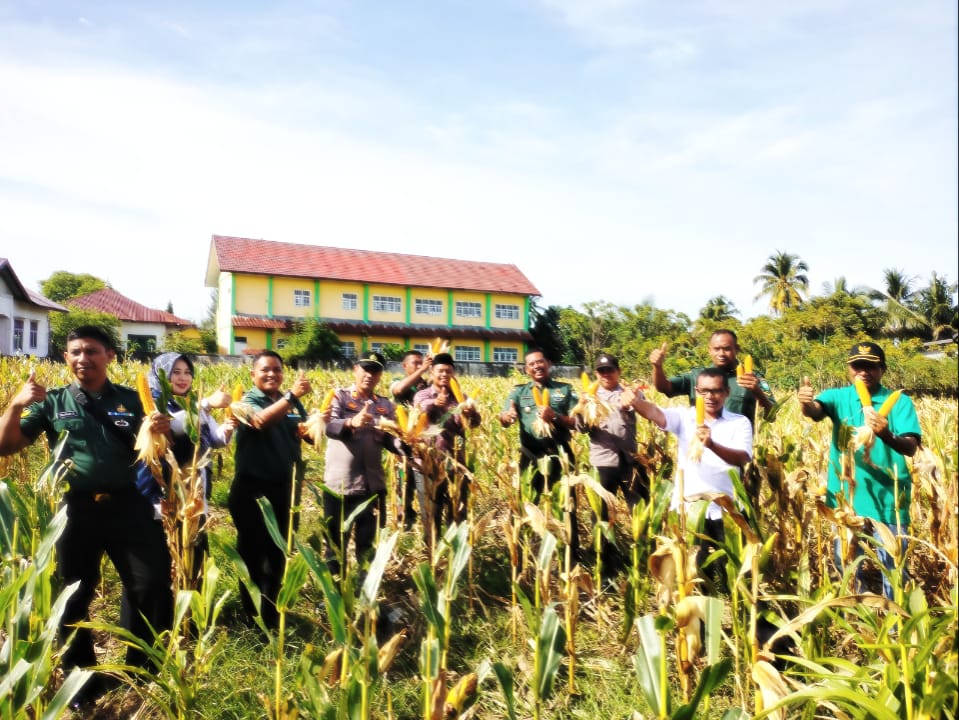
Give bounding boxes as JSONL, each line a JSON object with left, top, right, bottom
{"left": 299, "top": 388, "right": 338, "bottom": 444}
{"left": 443, "top": 672, "right": 479, "bottom": 719}
{"left": 531, "top": 385, "right": 553, "bottom": 438}
{"left": 134, "top": 370, "right": 169, "bottom": 473}
{"left": 852, "top": 381, "right": 903, "bottom": 464}
{"left": 573, "top": 371, "right": 609, "bottom": 427}
{"left": 688, "top": 395, "right": 706, "bottom": 461}
{"left": 736, "top": 354, "right": 753, "bottom": 378}
{"left": 228, "top": 382, "right": 256, "bottom": 426}
{"left": 430, "top": 337, "right": 450, "bottom": 356}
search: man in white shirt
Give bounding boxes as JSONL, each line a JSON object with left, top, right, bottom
{"left": 631, "top": 367, "right": 753, "bottom": 591}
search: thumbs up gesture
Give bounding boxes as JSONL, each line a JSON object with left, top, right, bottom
{"left": 290, "top": 370, "right": 312, "bottom": 400}
{"left": 351, "top": 400, "right": 375, "bottom": 429}
{"left": 797, "top": 375, "right": 815, "bottom": 405}
{"left": 14, "top": 367, "right": 47, "bottom": 407}
{"left": 649, "top": 341, "right": 668, "bottom": 368}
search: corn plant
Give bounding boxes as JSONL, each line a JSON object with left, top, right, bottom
{"left": 86, "top": 555, "right": 231, "bottom": 719}
{"left": 1, "top": 469, "right": 90, "bottom": 720}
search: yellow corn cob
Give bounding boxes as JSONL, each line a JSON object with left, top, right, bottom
{"left": 137, "top": 371, "right": 157, "bottom": 414}
{"left": 589, "top": 380, "right": 599, "bottom": 394}
{"left": 449, "top": 376, "right": 465, "bottom": 404}
{"left": 532, "top": 385, "right": 543, "bottom": 407}
{"left": 414, "top": 411, "right": 430, "bottom": 435}
{"left": 581, "top": 371, "right": 591, "bottom": 389}
{"left": 736, "top": 364, "right": 744, "bottom": 378}
{"left": 695, "top": 395, "right": 705, "bottom": 425}
{"left": 395, "top": 404, "right": 409, "bottom": 431}
{"left": 319, "top": 388, "right": 336, "bottom": 413}
{"left": 232, "top": 383, "right": 245, "bottom": 402}
{"left": 877, "top": 390, "right": 902, "bottom": 417}
{"left": 853, "top": 379, "right": 872, "bottom": 409}
{"left": 541, "top": 388, "right": 550, "bottom": 407}
{"left": 743, "top": 355, "right": 753, "bottom": 374}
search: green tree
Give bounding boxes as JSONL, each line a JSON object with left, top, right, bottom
{"left": 559, "top": 301, "right": 619, "bottom": 366}
{"left": 162, "top": 332, "right": 205, "bottom": 354}
{"left": 869, "top": 268, "right": 924, "bottom": 341}
{"left": 529, "top": 303, "right": 568, "bottom": 364}
{"left": 199, "top": 289, "right": 219, "bottom": 354}
{"left": 698, "top": 295, "right": 739, "bottom": 323}
{"left": 753, "top": 250, "right": 810, "bottom": 315}
{"left": 280, "top": 320, "right": 343, "bottom": 367}
{"left": 40, "top": 271, "right": 108, "bottom": 303}
{"left": 49, "top": 310, "right": 122, "bottom": 356}
{"left": 916, "top": 272, "right": 958, "bottom": 340}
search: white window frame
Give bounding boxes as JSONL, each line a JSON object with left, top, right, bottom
{"left": 294, "top": 289, "right": 311, "bottom": 308}
{"left": 13, "top": 319, "right": 24, "bottom": 352}
{"left": 370, "top": 342, "right": 386, "bottom": 354}
{"left": 28, "top": 320, "right": 38, "bottom": 350}
{"left": 494, "top": 303, "right": 520, "bottom": 321}
{"left": 415, "top": 298, "right": 443, "bottom": 316}
{"left": 412, "top": 343, "right": 430, "bottom": 354}
{"left": 493, "top": 347, "right": 518, "bottom": 363}
{"left": 454, "top": 345, "right": 481, "bottom": 362}
{"left": 341, "top": 341, "right": 356, "bottom": 358}
{"left": 373, "top": 295, "right": 402, "bottom": 313}
{"left": 342, "top": 293, "right": 358, "bottom": 310}
{"left": 455, "top": 301, "right": 482, "bottom": 318}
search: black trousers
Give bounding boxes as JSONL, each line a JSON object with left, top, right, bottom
{"left": 58, "top": 489, "right": 172, "bottom": 671}
{"left": 323, "top": 491, "right": 384, "bottom": 574}
{"left": 228, "top": 474, "right": 299, "bottom": 629}
{"left": 520, "top": 444, "right": 579, "bottom": 554}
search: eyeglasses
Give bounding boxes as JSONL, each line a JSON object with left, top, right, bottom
{"left": 695, "top": 388, "right": 725, "bottom": 397}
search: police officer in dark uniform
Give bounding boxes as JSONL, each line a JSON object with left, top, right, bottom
{"left": 0, "top": 325, "right": 173, "bottom": 708}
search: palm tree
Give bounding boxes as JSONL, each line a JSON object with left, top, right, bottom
{"left": 916, "top": 272, "right": 958, "bottom": 340}
{"left": 698, "top": 295, "right": 739, "bottom": 323}
{"left": 753, "top": 250, "right": 810, "bottom": 315}
{"left": 869, "top": 268, "right": 924, "bottom": 341}
{"left": 821, "top": 276, "right": 870, "bottom": 300}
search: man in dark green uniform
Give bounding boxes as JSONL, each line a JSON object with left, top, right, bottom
{"left": 0, "top": 325, "right": 173, "bottom": 708}
{"left": 229, "top": 350, "right": 311, "bottom": 629}
{"left": 650, "top": 328, "right": 774, "bottom": 425}
{"left": 499, "top": 347, "right": 581, "bottom": 556}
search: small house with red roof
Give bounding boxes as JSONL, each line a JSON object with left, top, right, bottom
{"left": 0, "top": 258, "right": 67, "bottom": 357}
{"left": 68, "top": 287, "right": 198, "bottom": 353}
{"left": 204, "top": 235, "right": 540, "bottom": 362}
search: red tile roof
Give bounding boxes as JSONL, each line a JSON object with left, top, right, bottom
{"left": 232, "top": 315, "right": 288, "bottom": 329}
{"left": 68, "top": 287, "right": 194, "bottom": 327}
{"left": 207, "top": 235, "right": 541, "bottom": 296}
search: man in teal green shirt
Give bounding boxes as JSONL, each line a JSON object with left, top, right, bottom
{"left": 798, "top": 341, "right": 921, "bottom": 598}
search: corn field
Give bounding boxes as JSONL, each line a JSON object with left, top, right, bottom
{"left": 1, "top": 355, "right": 956, "bottom": 719}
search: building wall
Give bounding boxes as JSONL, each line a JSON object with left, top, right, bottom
{"left": 223, "top": 273, "right": 532, "bottom": 357}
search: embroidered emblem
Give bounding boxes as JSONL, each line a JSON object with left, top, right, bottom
{"left": 56, "top": 410, "right": 79, "bottom": 419}
{"left": 114, "top": 420, "right": 130, "bottom": 427}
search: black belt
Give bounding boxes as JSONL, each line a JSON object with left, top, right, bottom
{"left": 66, "top": 488, "right": 135, "bottom": 504}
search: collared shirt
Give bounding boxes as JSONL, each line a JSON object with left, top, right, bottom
{"left": 667, "top": 366, "right": 774, "bottom": 425}
{"left": 324, "top": 386, "right": 399, "bottom": 495}
{"left": 233, "top": 387, "right": 306, "bottom": 486}
{"left": 19, "top": 381, "right": 143, "bottom": 492}
{"left": 580, "top": 384, "right": 637, "bottom": 468}
{"left": 662, "top": 406, "right": 753, "bottom": 519}
{"left": 390, "top": 375, "right": 428, "bottom": 406}
{"left": 413, "top": 385, "right": 481, "bottom": 460}
{"left": 816, "top": 384, "right": 921, "bottom": 526}
{"left": 503, "top": 378, "right": 578, "bottom": 454}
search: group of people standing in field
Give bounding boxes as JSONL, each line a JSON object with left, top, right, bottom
{"left": 0, "top": 324, "right": 921, "bottom": 708}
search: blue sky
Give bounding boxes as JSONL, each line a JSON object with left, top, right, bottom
{"left": 1, "top": 1, "right": 956, "bottom": 324}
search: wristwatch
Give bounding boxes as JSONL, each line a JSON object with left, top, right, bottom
{"left": 199, "top": 398, "right": 210, "bottom": 411}
{"left": 283, "top": 391, "right": 296, "bottom": 405}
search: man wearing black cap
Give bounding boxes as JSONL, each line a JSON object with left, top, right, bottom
{"left": 323, "top": 352, "right": 404, "bottom": 574}
{"left": 798, "top": 341, "right": 921, "bottom": 598}
{"left": 576, "top": 353, "right": 649, "bottom": 572}
{"left": 413, "top": 353, "right": 481, "bottom": 544}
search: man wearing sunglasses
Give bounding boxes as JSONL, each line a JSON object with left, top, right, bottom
{"left": 631, "top": 367, "right": 752, "bottom": 592}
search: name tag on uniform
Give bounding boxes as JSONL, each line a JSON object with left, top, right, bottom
{"left": 57, "top": 410, "right": 79, "bottom": 419}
